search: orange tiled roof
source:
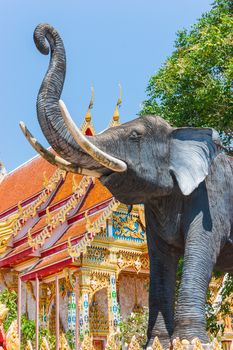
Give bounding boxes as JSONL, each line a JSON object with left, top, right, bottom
{"left": 32, "top": 249, "right": 70, "bottom": 270}
{"left": 0, "top": 151, "right": 115, "bottom": 274}
{"left": 81, "top": 179, "right": 112, "bottom": 212}
{"left": 50, "top": 172, "right": 76, "bottom": 205}
{"left": 0, "top": 156, "right": 56, "bottom": 214}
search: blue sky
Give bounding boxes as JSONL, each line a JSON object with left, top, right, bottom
{"left": 0, "top": 0, "right": 212, "bottom": 172}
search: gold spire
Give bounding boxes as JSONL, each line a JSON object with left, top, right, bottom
{"left": 109, "top": 84, "right": 122, "bottom": 128}
{"left": 85, "top": 86, "right": 94, "bottom": 122}
{"left": 80, "top": 86, "right": 96, "bottom": 135}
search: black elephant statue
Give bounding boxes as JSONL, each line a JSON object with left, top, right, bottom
{"left": 20, "top": 24, "right": 233, "bottom": 347}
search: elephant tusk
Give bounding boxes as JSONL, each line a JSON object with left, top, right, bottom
{"left": 19, "top": 121, "right": 103, "bottom": 178}
{"left": 59, "top": 100, "right": 127, "bottom": 173}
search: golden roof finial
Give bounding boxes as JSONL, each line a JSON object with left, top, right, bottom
{"left": 85, "top": 86, "right": 94, "bottom": 122}
{"left": 109, "top": 84, "right": 122, "bottom": 127}
{"left": 81, "top": 86, "right": 96, "bottom": 135}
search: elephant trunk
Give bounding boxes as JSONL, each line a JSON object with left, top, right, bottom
{"left": 34, "top": 23, "right": 101, "bottom": 169}
{"left": 31, "top": 23, "right": 127, "bottom": 175}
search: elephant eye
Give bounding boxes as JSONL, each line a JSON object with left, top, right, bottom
{"left": 129, "top": 130, "right": 141, "bottom": 140}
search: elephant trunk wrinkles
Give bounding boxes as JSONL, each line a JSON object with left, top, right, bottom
{"left": 34, "top": 23, "right": 101, "bottom": 169}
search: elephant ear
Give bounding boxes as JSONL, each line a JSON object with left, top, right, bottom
{"left": 169, "top": 128, "right": 219, "bottom": 196}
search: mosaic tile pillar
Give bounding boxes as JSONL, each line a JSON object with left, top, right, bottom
{"left": 79, "top": 290, "right": 90, "bottom": 341}
{"left": 68, "top": 291, "right": 76, "bottom": 330}
{"left": 108, "top": 273, "right": 119, "bottom": 331}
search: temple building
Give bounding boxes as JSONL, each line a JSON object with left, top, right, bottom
{"left": 0, "top": 93, "right": 150, "bottom": 349}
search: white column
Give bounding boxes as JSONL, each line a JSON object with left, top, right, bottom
{"left": 35, "top": 277, "right": 39, "bottom": 350}
{"left": 75, "top": 276, "right": 80, "bottom": 350}
{"left": 79, "top": 290, "right": 89, "bottom": 341}
{"left": 17, "top": 276, "right": 21, "bottom": 348}
{"left": 108, "top": 272, "right": 119, "bottom": 331}
{"left": 55, "top": 275, "right": 59, "bottom": 350}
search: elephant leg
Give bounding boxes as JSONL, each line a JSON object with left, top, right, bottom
{"left": 174, "top": 221, "right": 218, "bottom": 342}
{"left": 145, "top": 230, "right": 180, "bottom": 348}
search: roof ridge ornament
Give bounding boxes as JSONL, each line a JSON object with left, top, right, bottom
{"left": 68, "top": 198, "right": 120, "bottom": 259}
{"left": 109, "top": 84, "right": 122, "bottom": 128}
{"left": 80, "top": 86, "right": 96, "bottom": 135}
{"left": 28, "top": 176, "right": 93, "bottom": 249}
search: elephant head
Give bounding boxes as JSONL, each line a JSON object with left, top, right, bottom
{"left": 21, "top": 23, "right": 219, "bottom": 204}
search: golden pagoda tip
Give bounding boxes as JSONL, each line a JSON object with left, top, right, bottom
{"left": 112, "top": 84, "right": 122, "bottom": 123}
{"left": 85, "top": 86, "right": 94, "bottom": 122}
{"left": 117, "top": 83, "right": 122, "bottom": 107}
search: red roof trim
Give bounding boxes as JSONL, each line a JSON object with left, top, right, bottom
{"left": 68, "top": 198, "right": 112, "bottom": 225}
{"left": 41, "top": 235, "right": 83, "bottom": 258}
{"left": 0, "top": 197, "right": 112, "bottom": 267}
{"left": 21, "top": 256, "right": 75, "bottom": 281}
{"left": 0, "top": 192, "right": 41, "bottom": 220}
{"left": 0, "top": 247, "right": 33, "bottom": 267}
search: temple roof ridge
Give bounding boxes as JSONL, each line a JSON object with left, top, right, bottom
{"left": 108, "top": 84, "right": 122, "bottom": 128}
{"left": 80, "top": 87, "right": 96, "bottom": 135}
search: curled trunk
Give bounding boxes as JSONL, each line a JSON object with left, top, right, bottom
{"left": 34, "top": 23, "right": 100, "bottom": 169}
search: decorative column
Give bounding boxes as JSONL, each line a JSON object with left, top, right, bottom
{"left": 35, "top": 277, "right": 39, "bottom": 350}
{"left": 75, "top": 276, "right": 80, "bottom": 350}
{"left": 78, "top": 270, "right": 90, "bottom": 341}
{"left": 79, "top": 290, "right": 89, "bottom": 341}
{"left": 68, "top": 291, "right": 76, "bottom": 331}
{"left": 17, "top": 276, "right": 21, "bottom": 347}
{"left": 55, "top": 275, "right": 59, "bottom": 350}
{"left": 108, "top": 272, "right": 119, "bottom": 332}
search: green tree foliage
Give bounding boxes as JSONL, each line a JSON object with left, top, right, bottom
{"left": 140, "top": 0, "right": 233, "bottom": 152}
{"left": 0, "top": 289, "right": 17, "bottom": 332}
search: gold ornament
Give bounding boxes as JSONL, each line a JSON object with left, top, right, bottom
{"left": 172, "top": 338, "right": 183, "bottom": 350}
{"left": 192, "top": 338, "right": 203, "bottom": 350}
{"left": 212, "top": 338, "right": 222, "bottom": 350}
{"left": 40, "top": 337, "right": 50, "bottom": 350}
{"left": 109, "top": 84, "right": 122, "bottom": 128}
{"left": 6, "top": 320, "right": 20, "bottom": 350}
{"left": 80, "top": 335, "right": 94, "bottom": 350}
{"left": 0, "top": 303, "right": 8, "bottom": 322}
{"left": 59, "top": 333, "right": 71, "bottom": 350}
{"left": 15, "top": 169, "right": 66, "bottom": 236}
{"left": 29, "top": 175, "right": 91, "bottom": 249}
{"left": 25, "top": 340, "right": 34, "bottom": 350}
{"left": 105, "top": 332, "right": 120, "bottom": 350}
{"left": 112, "top": 212, "right": 145, "bottom": 240}
{"left": 151, "top": 336, "right": 164, "bottom": 350}
{"left": 68, "top": 198, "right": 119, "bottom": 259}
{"left": 128, "top": 335, "right": 141, "bottom": 350}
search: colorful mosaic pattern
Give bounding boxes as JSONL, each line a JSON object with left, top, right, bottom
{"left": 67, "top": 292, "right": 76, "bottom": 331}
{"left": 108, "top": 273, "right": 119, "bottom": 330}
{"left": 79, "top": 292, "right": 89, "bottom": 340}
{"left": 111, "top": 211, "right": 145, "bottom": 242}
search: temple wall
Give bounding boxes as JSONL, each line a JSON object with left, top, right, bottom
{"left": 118, "top": 273, "right": 148, "bottom": 320}
{"left": 94, "top": 288, "right": 108, "bottom": 317}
